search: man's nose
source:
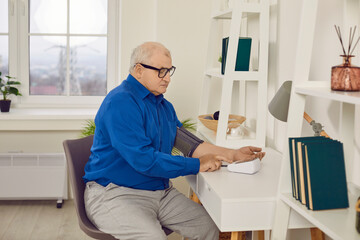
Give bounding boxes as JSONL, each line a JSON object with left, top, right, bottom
{"left": 163, "top": 72, "right": 171, "bottom": 82}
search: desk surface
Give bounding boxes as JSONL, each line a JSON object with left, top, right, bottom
{"left": 186, "top": 147, "right": 282, "bottom": 232}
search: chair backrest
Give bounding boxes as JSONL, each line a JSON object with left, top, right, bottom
{"left": 63, "top": 135, "right": 116, "bottom": 240}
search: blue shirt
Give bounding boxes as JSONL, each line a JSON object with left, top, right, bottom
{"left": 83, "top": 74, "right": 200, "bottom": 190}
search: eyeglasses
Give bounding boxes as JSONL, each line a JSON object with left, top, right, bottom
{"left": 138, "top": 63, "right": 176, "bottom": 78}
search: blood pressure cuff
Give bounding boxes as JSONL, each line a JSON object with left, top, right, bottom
{"left": 174, "top": 126, "right": 204, "bottom": 157}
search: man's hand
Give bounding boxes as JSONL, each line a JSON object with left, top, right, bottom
{"left": 228, "top": 146, "right": 265, "bottom": 163}
{"left": 199, "top": 154, "right": 224, "bottom": 172}
{"left": 192, "top": 142, "right": 265, "bottom": 166}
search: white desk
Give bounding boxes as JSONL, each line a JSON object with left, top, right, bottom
{"left": 186, "top": 147, "right": 282, "bottom": 232}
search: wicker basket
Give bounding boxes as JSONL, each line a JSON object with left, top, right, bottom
{"left": 198, "top": 114, "right": 246, "bottom": 132}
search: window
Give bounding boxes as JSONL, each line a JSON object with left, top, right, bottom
{"left": 8, "top": 0, "right": 119, "bottom": 106}
{"left": 0, "top": 0, "right": 9, "bottom": 76}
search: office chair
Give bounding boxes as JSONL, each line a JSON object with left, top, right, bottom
{"left": 63, "top": 135, "right": 116, "bottom": 240}
{"left": 63, "top": 135, "right": 172, "bottom": 240}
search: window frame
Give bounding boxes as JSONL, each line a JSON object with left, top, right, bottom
{"left": 10, "top": 0, "right": 120, "bottom": 107}
{"left": 3, "top": 0, "right": 14, "bottom": 77}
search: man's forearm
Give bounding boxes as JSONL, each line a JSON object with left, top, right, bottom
{"left": 192, "top": 142, "right": 235, "bottom": 162}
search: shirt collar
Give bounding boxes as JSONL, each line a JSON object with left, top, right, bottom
{"left": 127, "top": 74, "right": 164, "bottom": 104}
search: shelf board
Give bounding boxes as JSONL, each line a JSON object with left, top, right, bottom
{"left": 212, "top": 3, "right": 262, "bottom": 19}
{"left": 212, "top": 9, "right": 233, "bottom": 19}
{"left": 280, "top": 190, "right": 360, "bottom": 240}
{"left": 205, "top": 68, "right": 259, "bottom": 81}
{"left": 295, "top": 83, "right": 360, "bottom": 105}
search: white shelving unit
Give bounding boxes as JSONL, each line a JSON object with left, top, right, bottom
{"left": 272, "top": 83, "right": 360, "bottom": 240}
{"left": 197, "top": 0, "right": 269, "bottom": 148}
{"left": 271, "top": 0, "right": 360, "bottom": 239}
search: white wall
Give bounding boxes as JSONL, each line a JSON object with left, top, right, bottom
{"left": 119, "top": 0, "right": 211, "bottom": 122}
{"left": 120, "top": 0, "right": 157, "bottom": 81}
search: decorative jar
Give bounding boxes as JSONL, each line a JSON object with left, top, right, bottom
{"left": 331, "top": 55, "right": 360, "bottom": 91}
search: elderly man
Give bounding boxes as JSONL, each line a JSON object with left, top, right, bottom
{"left": 83, "top": 42, "right": 265, "bottom": 240}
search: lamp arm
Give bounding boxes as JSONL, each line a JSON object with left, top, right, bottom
{"left": 303, "top": 112, "right": 330, "bottom": 138}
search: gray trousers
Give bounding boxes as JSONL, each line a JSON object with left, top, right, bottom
{"left": 84, "top": 181, "right": 219, "bottom": 240}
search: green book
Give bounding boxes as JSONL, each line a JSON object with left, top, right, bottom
{"left": 304, "top": 141, "right": 349, "bottom": 210}
{"left": 289, "top": 136, "right": 325, "bottom": 203}
{"left": 288, "top": 138, "right": 298, "bottom": 199}
{"left": 221, "top": 37, "right": 252, "bottom": 75}
{"left": 300, "top": 138, "right": 334, "bottom": 208}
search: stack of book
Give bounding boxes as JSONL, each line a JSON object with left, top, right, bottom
{"left": 288, "top": 136, "right": 349, "bottom": 210}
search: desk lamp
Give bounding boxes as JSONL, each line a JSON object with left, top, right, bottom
{"left": 268, "top": 81, "right": 329, "bottom": 137}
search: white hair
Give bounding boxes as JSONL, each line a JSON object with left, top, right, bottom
{"left": 129, "top": 42, "right": 171, "bottom": 73}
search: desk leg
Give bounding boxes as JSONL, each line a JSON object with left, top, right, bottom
{"left": 256, "top": 230, "right": 265, "bottom": 240}
{"left": 190, "top": 192, "right": 201, "bottom": 204}
{"left": 230, "top": 231, "right": 246, "bottom": 240}
{"left": 310, "top": 228, "right": 325, "bottom": 240}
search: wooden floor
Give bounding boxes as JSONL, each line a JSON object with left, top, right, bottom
{"left": 0, "top": 200, "right": 93, "bottom": 240}
{"left": 0, "top": 199, "right": 181, "bottom": 240}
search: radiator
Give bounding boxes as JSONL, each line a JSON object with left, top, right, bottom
{"left": 0, "top": 153, "right": 68, "bottom": 201}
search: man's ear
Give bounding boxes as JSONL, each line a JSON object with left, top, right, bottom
{"left": 133, "top": 64, "right": 143, "bottom": 79}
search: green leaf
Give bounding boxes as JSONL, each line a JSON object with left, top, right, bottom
{"left": 180, "top": 118, "right": 197, "bottom": 132}
{"left": 80, "top": 119, "right": 96, "bottom": 137}
{"left": 9, "top": 87, "right": 21, "bottom": 96}
{"left": 171, "top": 147, "right": 184, "bottom": 156}
{"left": 7, "top": 81, "right": 21, "bottom": 85}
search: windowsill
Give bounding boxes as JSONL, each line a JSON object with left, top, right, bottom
{"left": 0, "top": 108, "right": 97, "bottom": 120}
{"left": 0, "top": 108, "right": 98, "bottom": 131}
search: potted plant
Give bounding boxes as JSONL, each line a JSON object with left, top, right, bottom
{"left": 0, "top": 71, "right": 22, "bottom": 112}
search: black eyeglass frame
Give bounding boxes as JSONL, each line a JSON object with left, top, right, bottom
{"left": 137, "top": 63, "right": 176, "bottom": 78}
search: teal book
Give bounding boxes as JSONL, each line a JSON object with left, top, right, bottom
{"left": 300, "top": 138, "right": 334, "bottom": 208}
{"left": 221, "top": 37, "right": 252, "bottom": 75}
{"left": 289, "top": 136, "right": 325, "bottom": 203}
{"left": 304, "top": 141, "right": 349, "bottom": 210}
{"left": 288, "top": 138, "right": 298, "bottom": 199}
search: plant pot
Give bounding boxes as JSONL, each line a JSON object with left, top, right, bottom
{"left": 0, "top": 100, "right": 11, "bottom": 112}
